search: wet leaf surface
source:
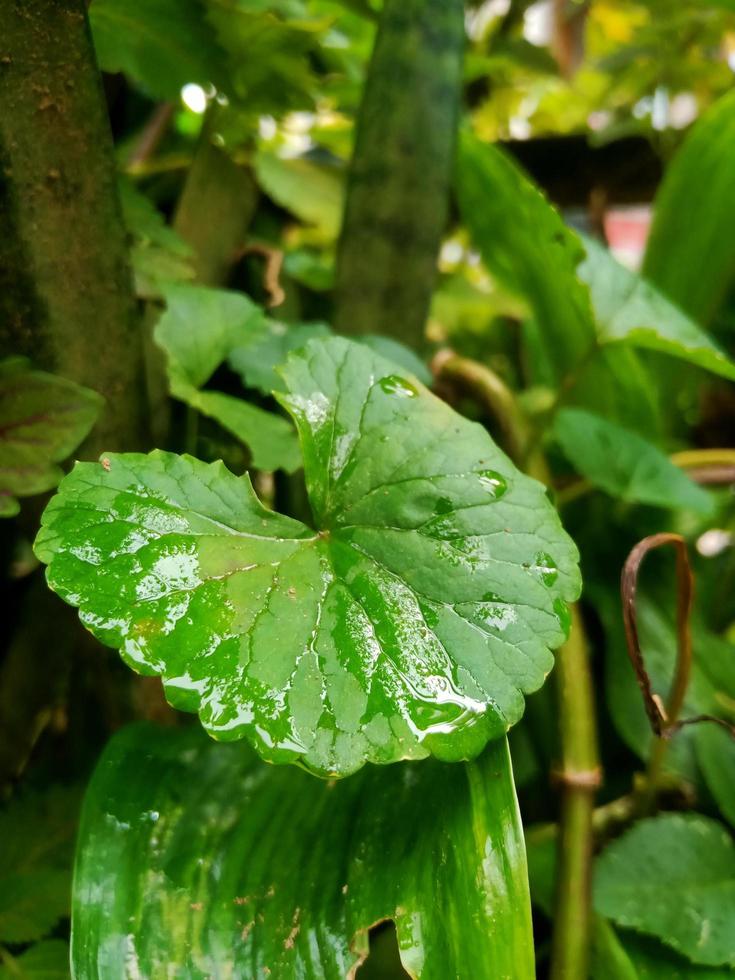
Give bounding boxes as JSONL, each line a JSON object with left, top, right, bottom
{"left": 72, "top": 723, "right": 534, "bottom": 979}
{"left": 36, "top": 338, "right": 579, "bottom": 776}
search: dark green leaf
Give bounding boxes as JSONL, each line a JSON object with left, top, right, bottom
{"left": 580, "top": 238, "right": 735, "bottom": 382}
{"left": 72, "top": 723, "right": 535, "bottom": 979}
{"left": 0, "top": 359, "right": 102, "bottom": 518}
{"left": 643, "top": 90, "right": 735, "bottom": 326}
{"left": 594, "top": 813, "right": 735, "bottom": 967}
{"left": 553, "top": 408, "right": 713, "bottom": 513}
{"left": 0, "top": 786, "right": 80, "bottom": 944}
{"left": 89, "top": 0, "right": 224, "bottom": 100}
{"left": 612, "top": 932, "right": 735, "bottom": 979}
{"left": 154, "top": 285, "right": 300, "bottom": 472}
{"left": 0, "top": 940, "right": 69, "bottom": 980}
{"left": 35, "top": 338, "right": 580, "bottom": 776}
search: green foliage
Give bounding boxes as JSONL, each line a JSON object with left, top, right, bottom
{"left": 553, "top": 408, "right": 713, "bottom": 513}
{"left": 72, "top": 722, "right": 534, "bottom": 979}
{"left": 89, "top": 0, "right": 224, "bottom": 101}
{"left": 594, "top": 813, "right": 735, "bottom": 967}
{"left": 0, "top": 787, "right": 80, "bottom": 945}
{"left": 155, "top": 285, "right": 301, "bottom": 472}
{"left": 0, "top": 940, "right": 70, "bottom": 980}
{"left": 0, "top": 359, "right": 102, "bottom": 517}
{"left": 35, "top": 338, "right": 579, "bottom": 776}
{"left": 644, "top": 90, "right": 735, "bottom": 327}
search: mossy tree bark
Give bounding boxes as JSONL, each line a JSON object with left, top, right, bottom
{"left": 334, "top": 0, "right": 465, "bottom": 350}
{"left": 0, "top": 0, "right": 149, "bottom": 453}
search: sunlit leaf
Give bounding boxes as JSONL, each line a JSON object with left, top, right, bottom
{"left": 255, "top": 151, "right": 345, "bottom": 237}
{"left": 0, "top": 359, "right": 102, "bottom": 518}
{"left": 35, "top": 338, "right": 579, "bottom": 776}
{"left": 594, "top": 813, "right": 735, "bottom": 967}
{"left": 72, "top": 723, "right": 535, "bottom": 979}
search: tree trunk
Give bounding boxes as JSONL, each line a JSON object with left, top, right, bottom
{"left": 334, "top": 0, "right": 465, "bottom": 351}
{"left": 0, "top": 0, "right": 149, "bottom": 453}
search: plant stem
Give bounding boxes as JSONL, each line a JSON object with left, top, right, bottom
{"left": 0, "top": 0, "right": 149, "bottom": 453}
{"left": 433, "top": 352, "right": 530, "bottom": 462}
{"left": 550, "top": 605, "right": 601, "bottom": 980}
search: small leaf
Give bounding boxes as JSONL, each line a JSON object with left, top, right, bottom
{"left": 609, "top": 932, "right": 735, "bottom": 980}
{"left": 553, "top": 408, "right": 713, "bottom": 513}
{"left": 643, "top": 90, "right": 735, "bottom": 326}
{"left": 580, "top": 238, "right": 735, "bottom": 382}
{"left": 35, "top": 338, "right": 580, "bottom": 776}
{"left": 0, "top": 786, "right": 80, "bottom": 944}
{"left": 594, "top": 813, "right": 735, "bottom": 967}
{"left": 0, "top": 940, "right": 69, "bottom": 980}
{"left": 72, "top": 723, "right": 535, "bottom": 979}
{"left": 0, "top": 359, "right": 102, "bottom": 518}
{"left": 154, "top": 285, "right": 300, "bottom": 472}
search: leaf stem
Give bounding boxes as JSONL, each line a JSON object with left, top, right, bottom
{"left": 550, "top": 605, "right": 601, "bottom": 980}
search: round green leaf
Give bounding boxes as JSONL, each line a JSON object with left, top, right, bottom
{"left": 35, "top": 337, "right": 579, "bottom": 776}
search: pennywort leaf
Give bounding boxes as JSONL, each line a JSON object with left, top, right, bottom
{"left": 0, "top": 359, "right": 102, "bottom": 518}
{"left": 594, "top": 813, "right": 735, "bottom": 967}
{"left": 35, "top": 338, "right": 579, "bottom": 776}
{"left": 72, "top": 723, "right": 535, "bottom": 979}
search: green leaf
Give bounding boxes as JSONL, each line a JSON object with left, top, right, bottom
{"left": 695, "top": 724, "right": 735, "bottom": 828}
{"left": 72, "top": 723, "right": 535, "bottom": 979}
{"left": 594, "top": 813, "right": 735, "bottom": 967}
{"left": 228, "top": 321, "right": 432, "bottom": 396}
{"left": 610, "top": 932, "right": 735, "bottom": 980}
{"left": 154, "top": 285, "right": 300, "bottom": 473}
{"left": 0, "top": 941, "right": 69, "bottom": 980}
{"left": 580, "top": 237, "right": 735, "bottom": 382}
{"left": 118, "top": 179, "right": 195, "bottom": 299}
{"left": 229, "top": 320, "right": 332, "bottom": 395}
{"left": 553, "top": 408, "right": 713, "bottom": 514}
{"left": 89, "top": 0, "right": 224, "bottom": 101}
{"left": 456, "top": 131, "right": 660, "bottom": 435}
{"left": 0, "top": 786, "right": 80, "bottom": 944}
{"left": 254, "top": 151, "right": 345, "bottom": 237}
{"left": 643, "top": 90, "right": 735, "bottom": 326}
{"left": 35, "top": 337, "right": 580, "bottom": 776}
{"left": 156, "top": 285, "right": 266, "bottom": 391}
{"left": 457, "top": 130, "right": 596, "bottom": 379}
{"left": 0, "top": 359, "right": 102, "bottom": 518}
{"left": 600, "top": 591, "right": 735, "bottom": 785}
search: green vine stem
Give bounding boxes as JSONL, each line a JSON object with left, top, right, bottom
{"left": 434, "top": 353, "right": 601, "bottom": 980}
